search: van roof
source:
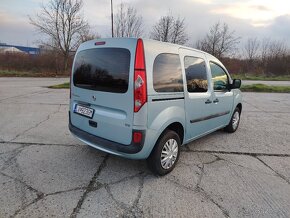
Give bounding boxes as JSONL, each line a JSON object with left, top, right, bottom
{"left": 80, "top": 37, "right": 222, "bottom": 66}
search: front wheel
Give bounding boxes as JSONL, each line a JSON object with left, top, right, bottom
{"left": 147, "top": 130, "right": 181, "bottom": 176}
{"left": 224, "top": 107, "right": 241, "bottom": 133}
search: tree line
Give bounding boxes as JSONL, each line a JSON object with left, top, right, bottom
{"left": 1, "top": 0, "right": 289, "bottom": 76}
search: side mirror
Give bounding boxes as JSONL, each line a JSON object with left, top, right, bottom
{"left": 230, "top": 79, "right": 241, "bottom": 89}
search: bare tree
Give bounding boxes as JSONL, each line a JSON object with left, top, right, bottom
{"left": 268, "top": 40, "right": 287, "bottom": 58}
{"left": 171, "top": 18, "right": 188, "bottom": 44}
{"left": 265, "top": 39, "right": 287, "bottom": 75}
{"left": 29, "top": 0, "right": 90, "bottom": 72}
{"left": 114, "top": 3, "right": 143, "bottom": 38}
{"left": 261, "top": 38, "right": 271, "bottom": 62}
{"left": 150, "top": 14, "right": 188, "bottom": 45}
{"left": 195, "top": 22, "right": 240, "bottom": 58}
{"left": 258, "top": 38, "right": 289, "bottom": 75}
{"left": 244, "top": 38, "right": 260, "bottom": 60}
{"left": 79, "top": 31, "right": 101, "bottom": 43}
{"left": 261, "top": 38, "right": 287, "bottom": 61}
{"left": 150, "top": 15, "right": 173, "bottom": 42}
{"left": 244, "top": 37, "right": 260, "bottom": 73}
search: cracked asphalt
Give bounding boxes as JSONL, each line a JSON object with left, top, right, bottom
{"left": 1, "top": 77, "right": 290, "bottom": 217}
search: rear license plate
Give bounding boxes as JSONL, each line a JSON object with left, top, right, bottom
{"left": 74, "top": 104, "right": 94, "bottom": 118}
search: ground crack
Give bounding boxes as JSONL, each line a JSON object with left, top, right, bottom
{"left": 0, "top": 144, "right": 26, "bottom": 156}
{"left": 9, "top": 104, "right": 61, "bottom": 142}
{"left": 196, "top": 154, "right": 230, "bottom": 218}
{"left": 108, "top": 171, "right": 145, "bottom": 186}
{"left": 0, "top": 146, "right": 28, "bottom": 172}
{"left": 1, "top": 171, "right": 45, "bottom": 218}
{"left": 0, "top": 171, "right": 42, "bottom": 197}
{"left": 0, "top": 90, "right": 52, "bottom": 103}
{"left": 197, "top": 186, "right": 230, "bottom": 218}
{"left": 255, "top": 156, "right": 290, "bottom": 185}
{"left": 203, "top": 154, "right": 225, "bottom": 165}
{"left": 70, "top": 154, "right": 109, "bottom": 218}
{"left": 185, "top": 149, "right": 290, "bottom": 158}
{"left": 0, "top": 141, "right": 79, "bottom": 147}
{"left": 11, "top": 192, "right": 44, "bottom": 218}
{"left": 99, "top": 173, "right": 147, "bottom": 217}
{"left": 244, "top": 100, "right": 290, "bottom": 125}
{"left": 196, "top": 153, "right": 205, "bottom": 188}
{"left": 122, "top": 173, "right": 146, "bottom": 217}
{"left": 167, "top": 178, "right": 230, "bottom": 218}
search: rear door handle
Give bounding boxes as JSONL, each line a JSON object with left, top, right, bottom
{"left": 205, "top": 99, "right": 212, "bottom": 104}
{"left": 213, "top": 98, "right": 219, "bottom": 103}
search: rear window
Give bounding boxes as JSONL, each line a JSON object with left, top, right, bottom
{"left": 153, "top": 53, "right": 183, "bottom": 92}
{"left": 73, "top": 48, "right": 130, "bottom": 93}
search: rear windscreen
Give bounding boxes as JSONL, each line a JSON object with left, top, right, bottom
{"left": 73, "top": 48, "right": 130, "bottom": 93}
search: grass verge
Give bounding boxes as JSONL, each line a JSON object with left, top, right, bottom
{"left": 0, "top": 70, "right": 68, "bottom": 77}
{"left": 241, "top": 84, "right": 290, "bottom": 93}
{"left": 0, "top": 70, "right": 43, "bottom": 77}
{"left": 48, "top": 82, "right": 70, "bottom": 89}
{"left": 232, "top": 74, "right": 290, "bottom": 81}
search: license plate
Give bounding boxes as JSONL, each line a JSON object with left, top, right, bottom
{"left": 74, "top": 104, "right": 94, "bottom": 118}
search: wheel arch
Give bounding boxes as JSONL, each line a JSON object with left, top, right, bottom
{"left": 236, "top": 103, "right": 242, "bottom": 112}
{"left": 165, "top": 122, "right": 184, "bottom": 144}
{"left": 150, "top": 120, "right": 185, "bottom": 155}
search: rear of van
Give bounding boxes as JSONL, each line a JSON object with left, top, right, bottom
{"left": 69, "top": 38, "right": 148, "bottom": 157}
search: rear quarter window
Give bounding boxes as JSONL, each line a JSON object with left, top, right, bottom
{"left": 153, "top": 53, "right": 183, "bottom": 92}
{"left": 73, "top": 48, "right": 130, "bottom": 93}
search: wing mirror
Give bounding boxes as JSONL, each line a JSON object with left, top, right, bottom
{"left": 230, "top": 79, "right": 241, "bottom": 89}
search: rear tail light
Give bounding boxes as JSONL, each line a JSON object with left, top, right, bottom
{"left": 134, "top": 39, "right": 147, "bottom": 112}
{"left": 133, "top": 131, "right": 142, "bottom": 144}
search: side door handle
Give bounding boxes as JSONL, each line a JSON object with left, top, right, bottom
{"left": 205, "top": 99, "right": 212, "bottom": 104}
{"left": 213, "top": 98, "right": 219, "bottom": 103}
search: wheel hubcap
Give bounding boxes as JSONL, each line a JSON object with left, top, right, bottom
{"left": 232, "top": 111, "right": 240, "bottom": 130}
{"left": 161, "top": 139, "right": 178, "bottom": 169}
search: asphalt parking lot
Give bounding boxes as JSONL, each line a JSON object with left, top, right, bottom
{"left": 1, "top": 77, "right": 290, "bottom": 217}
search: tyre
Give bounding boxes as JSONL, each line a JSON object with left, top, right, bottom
{"left": 147, "top": 130, "right": 181, "bottom": 176}
{"left": 224, "top": 107, "right": 241, "bottom": 133}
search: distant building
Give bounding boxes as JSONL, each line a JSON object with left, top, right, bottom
{"left": 0, "top": 43, "right": 40, "bottom": 55}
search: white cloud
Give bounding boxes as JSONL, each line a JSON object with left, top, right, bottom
{"left": 210, "top": 0, "right": 290, "bottom": 27}
{"left": 1, "top": 0, "right": 290, "bottom": 48}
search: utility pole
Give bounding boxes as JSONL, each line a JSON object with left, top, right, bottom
{"left": 111, "top": 0, "right": 114, "bottom": 37}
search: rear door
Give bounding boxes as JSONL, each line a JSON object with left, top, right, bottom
{"left": 70, "top": 39, "right": 137, "bottom": 145}
{"left": 179, "top": 48, "right": 215, "bottom": 140}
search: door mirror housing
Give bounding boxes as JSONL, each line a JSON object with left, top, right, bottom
{"left": 230, "top": 79, "right": 241, "bottom": 89}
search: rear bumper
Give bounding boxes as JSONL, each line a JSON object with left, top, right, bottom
{"left": 69, "top": 119, "right": 145, "bottom": 155}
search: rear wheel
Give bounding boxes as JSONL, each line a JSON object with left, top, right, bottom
{"left": 224, "top": 107, "right": 241, "bottom": 133}
{"left": 147, "top": 130, "right": 180, "bottom": 176}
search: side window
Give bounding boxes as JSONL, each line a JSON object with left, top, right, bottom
{"left": 184, "top": 56, "right": 208, "bottom": 92}
{"left": 210, "top": 62, "right": 229, "bottom": 91}
{"left": 153, "top": 53, "right": 183, "bottom": 92}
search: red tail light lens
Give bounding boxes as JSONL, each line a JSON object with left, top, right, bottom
{"left": 135, "top": 39, "right": 145, "bottom": 70}
{"left": 134, "top": 39, "right": 147, "bottom": 112}
{"left": 95, "top": 41, "right": 106, "bottom": 45}
{"left": 133, "top": 132, "right": 142, "bottom": 144}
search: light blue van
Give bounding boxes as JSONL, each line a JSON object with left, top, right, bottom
{"left": 69, "top": 38, "right": 242, "bottom": 175}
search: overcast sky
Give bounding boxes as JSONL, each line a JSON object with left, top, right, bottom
{"left": 1, "top": 0, "right": 290, "bottom": 51}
